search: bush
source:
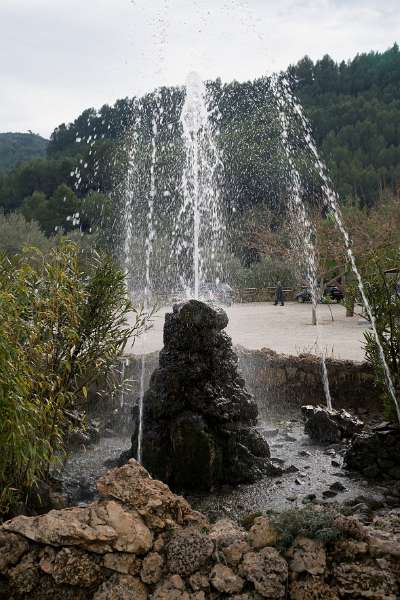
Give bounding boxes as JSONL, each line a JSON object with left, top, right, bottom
{"left": 270, "top": 507, "right": 343, "bottom": 549}
{"left": 0, "top": 211, "right": 51, "bottom": 255}
{"left": 0, "top": 241, "right": 148, "bottom": 516}
{"left": 359, "top": 248, "right": 400, "bottom": 421}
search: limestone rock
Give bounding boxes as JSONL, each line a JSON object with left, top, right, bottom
{"left": 7, "top": 549, "right": 40, "bottom": 595}
{"left": 287, "top": 536, "right": 326, "bottom": 576}
{"left": 153, "top": 574, "right": 190, "bottom": 600}
{"left": 93, "top": 573, "right": 148, "bottom": 600}
{"left": 103, "top": 552, "right": 141, "bottom": 575}
{"left": 210, "top": 563, "right": 244, "bottom": 594}
{"left": 166, "top": 528, "right": 214, "bottom": 576}
{"left": 240, "top": 547, "right": 288, "bottom": 599}
{"left": 189, "top": 572, "right": 210, "bottom": 592}
{"left": 3, "top": 498, "right": 153, "bottom": 555}
{"left": 141, "top": 551, "right": 164, "bottom": 584}
{"left": 98, "top": 459, "right": 205, "bottom": 531}
{"left": 51, "top": 547, "right": 103, "bottom": 587}
{"left": 333, "top": 562, "right": 398, "bottom": 599}
{"left": 122, "top": 300, "right": 275, "bottom": 490}
{"left": 248, "top": 516, "right": 278, "bottom": 549}
{"left": 209, "top": 519, "right": 249, "bottom": 565}
{"left": 290, "top": 576, "right": 339, "bottom": 600}
{"left": 0, "top": 531, "right": 29, "bottom": 573}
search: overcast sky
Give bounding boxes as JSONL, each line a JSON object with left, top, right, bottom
{"left": 1, "top": 0, "right": 398, "bottom": 138}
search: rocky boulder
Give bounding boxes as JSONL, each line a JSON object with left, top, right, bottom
{"left": 344, "top": 422, "right": 400, "bottom": 480}
{"left": 123, "top": 300, "right": 277, "bottom": 490}
{"left": 302, "top": 405, "right": 363, "bottom": 443}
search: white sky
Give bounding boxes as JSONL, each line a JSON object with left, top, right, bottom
{"left": 1, "top": 0, "right": 398, "bottom": 137}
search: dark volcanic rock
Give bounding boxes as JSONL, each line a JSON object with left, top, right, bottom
{"left": 344, "top": 422, "right": 400, "bottom": 480}
{"left": 301, "top": 405, "right": 364, "bottom": 444}
{"left": 122, "top": 300, "right": 276, "bottom": 490}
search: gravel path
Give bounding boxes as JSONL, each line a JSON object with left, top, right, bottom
{"left": 130, "top": 302, "right": 369, "bottom": 361}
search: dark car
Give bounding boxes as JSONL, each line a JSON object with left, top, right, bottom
{"left": 323, "top": 286, "right": 344, "bottom": 303}
{"left": 295, "top": 286, "right": 344, "bottom": 303}
{"left": 295, "top": 287, "right": 313, "bottom": 303}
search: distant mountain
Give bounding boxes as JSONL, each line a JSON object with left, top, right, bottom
{"left": 0, "top": 132, "right": 48, "bottom": 173}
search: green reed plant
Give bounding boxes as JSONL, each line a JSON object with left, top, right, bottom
{"left": 0, "top": 241, "right": 148, "bottom": 516}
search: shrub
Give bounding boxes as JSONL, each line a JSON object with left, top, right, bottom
{"left": 0, "top": 241, "right": 148, "bottom": 516}
{"left": 270, "top": 507, "right": 343, "bottom": 549}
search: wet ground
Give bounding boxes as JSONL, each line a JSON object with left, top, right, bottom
{"left": 61, "top": 413, "right": 395, "bottom": 519}
{"left": 188, "top": 417, "right": 390, "bottom": 520}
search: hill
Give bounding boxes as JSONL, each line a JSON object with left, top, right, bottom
{"left": 0, "top": 44, "right": 399, "bottom": 238}
{"left": 0, "top": 132, "right": 48, "bottom": 173}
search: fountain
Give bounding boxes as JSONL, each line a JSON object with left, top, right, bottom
{"left": 273, "top": 76, "right": 332, "bottom": 409}
{"left": 176, "top": 72, "right": 225, "bottom": 299}
{"left": 275, "top": 76, "right": 400, "bottom": 423}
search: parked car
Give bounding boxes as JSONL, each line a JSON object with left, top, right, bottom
{"left": 323, "top": 286, "right": 344, "bottom": 303}
{"left": 295, "top": 286, "right": 344, "bottom": 303}
{"left": 295, "top": 287, "right": 312, "bottom": 303}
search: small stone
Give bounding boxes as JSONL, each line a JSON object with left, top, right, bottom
{"left": 140, "top": 552, "right": 163, "bottom": 584}
{"left": 210, "top": 564, "right": 244, "bottom": 594}
{"left": 302, "top": 494, "right": 317, "bottom": 504}
{"left": 298, "top": 450, "right": 311, "bottom": 457}
{"left": 248, "top": 516, "right": 278, "bottom": 549}
{"left": 330, "top": 481, "right": 347, "bottom": 492}
{"left": 323, "top": 490, "right": 337, "bottom": 498}
{"left": 331, "top": 460, "right": 341, "bottom": 467}
{"left": 287, "top": 536, "right": 326, "bottom": 576}
{"left": 284, "top": 464, "right": 299, "bottom": 473}
{"left": 189, "top": 572, "right": 210, "bottom": 592}
{"left": 93, "top": 574, "right": 148, "bottom": 600}
{"left": 103, "top": 552, "right": 141, "bottom": 575}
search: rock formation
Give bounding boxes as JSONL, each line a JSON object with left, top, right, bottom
{"left": 1, "top": 459, "right": 400, "bottom": 599}
{"left": 123, "top": 300, "right": 277, "bottom": 490}
{"left": 344, "top": 422, "right": 400, "bottom": 480}
{"left": 301, "top": 405, "right": 363, "bottom": 444}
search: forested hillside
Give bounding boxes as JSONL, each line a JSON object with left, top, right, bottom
{"left": 0, "top": 132, "right": 48, "bottom": 173}
{"left": 0, "top": 44, "right": 399, "bottom": 239}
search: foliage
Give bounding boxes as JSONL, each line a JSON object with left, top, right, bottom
{"left": 0, "top": 212, "right": 51, "bottom": 255}
{"left": 0, "top": 45, "right": 399, "bottom": 262}
{"left": 361, "top": 248, "right": 400, "bottom": 420}
{"left": 0, "top": 241, "right": 148, "bottom": 516}
{"left": 0, "top": 132, "right": 47, "bottom": 174}
{"left": 270, "top": 507, "right": 343, "bottom": 549}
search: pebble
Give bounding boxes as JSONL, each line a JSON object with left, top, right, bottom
{"left": 330, "top": 481, "right": 347, "bottom": 492}
{"left": 323, "top": 490, "right": 338, "bottom": 498}
{"left": 298, "top": 450, "right": 311, "bottom": 457}
{"left": 331, "top": 460, "right": 341, "bottom": 468}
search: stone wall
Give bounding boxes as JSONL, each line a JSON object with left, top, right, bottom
{"left": 1, "top": 459, "right": 400, "bottom": 599}
{"left": 236, "top": 347, "right": 378, "bottom": 420}
{"left": 117, "top": 348, "right": 377, "bottom": 425}
{"left": 234, "top": 287, "right": 296, "bottom": 303}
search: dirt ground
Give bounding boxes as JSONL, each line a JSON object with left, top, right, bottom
{"left": 131, "top": 301, "right": 369, "bottom": 361}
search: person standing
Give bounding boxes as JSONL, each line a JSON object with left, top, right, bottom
{"left": 274, "top": 281, "right": 284, "bottom": 306}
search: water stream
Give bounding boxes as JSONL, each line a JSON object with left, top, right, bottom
{"left": 277, "top": 76, "right": 399, "bottom": 422}
{"left": 273, "top": 76, "right": 332, "bottom": 409}
{"left": 177, "top": 72, "right": 225, "bottom": 298}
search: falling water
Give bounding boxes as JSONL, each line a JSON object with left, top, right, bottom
{"left": 274, "top": 77, "right": 332, "bottom": 409}
{"left": 177, "top": 72, "right": 225, "bottom": 298}
{"left": 137, "top": 116, "right": 158, "bottom": 463}
{"left": 277, "top": 76, "right": 399, "bottom": 422}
